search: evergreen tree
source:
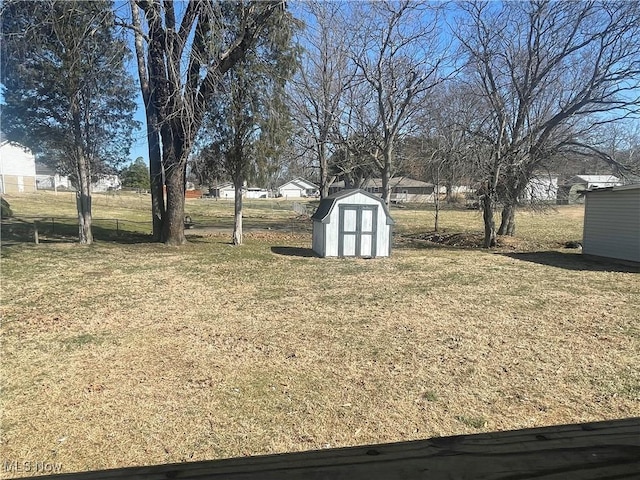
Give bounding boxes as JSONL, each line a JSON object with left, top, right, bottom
{"left": 198, "top": 4, "right": 298, "bottom": 245}
{"left": 121, "top": 157, "right": 151, "bottom": 191}
{"left": 1, "top": 0, "right": 138, "bottom": 243}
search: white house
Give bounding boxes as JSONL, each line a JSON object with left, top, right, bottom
{"left": 278, "top": 178, "right": 318, "bottom": 198}
{"left": 0, "top": 139, "right": 37, "bottom": 194}
{"left": 569, "top": 175, "right": 622, "bottom": 190}
{"left": 35, "top": 163, "right": 73, "bottom": 191}
{"left": 209, "top": 182, "right": 270, "bottom": 199}
{"left": 311, "top": 189, "right": 394, "bottom": 258}
{"left": 582, "top": 184, "right": 640, "bottom": 263}
{"left": 92, "top": 174, "right": 121, "bottom": 192}
{"left": 558, "top": 175, "right": 623, "bottom": 204}
{"left": 521, "top": 174, "right": 559, "bottom": 203}
{"left": 245, "top": 187, "right": 269, "bottom": 199}
{"left": 329, "top": 177, "right": 435, "bottom": 203}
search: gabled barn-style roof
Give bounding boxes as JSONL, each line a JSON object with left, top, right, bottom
{"left": 311, "top": 189, "right": 395, "bottom": 225}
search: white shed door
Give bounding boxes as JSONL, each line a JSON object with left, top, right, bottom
{"left": 338, "top": 205, "right": 377, "bottom": 257}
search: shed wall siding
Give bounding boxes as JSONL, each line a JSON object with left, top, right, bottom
{"left": 583, "top": 189, "right": 640, "bottom": 262}
{"left": 312, "top": 221, "right": 325, "bottom": 256}
{"left": 324, "top": 192, "right": 390, "bottom": 257}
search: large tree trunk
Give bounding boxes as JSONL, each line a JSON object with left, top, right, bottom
{"left": 76, "top": 192, "right": 93, "bottom": 244}
{"left": 148, "top": 119, "right": 165, "bottom": 241}
{"left": 232, "top": 176, "right": 243, "bottom": 246}
{"left": 319, "top": 141, "right": 330, "bottom": 199}
{"left": 76, "top": 154, "right": 93, "bottom": 244}
{"left": 497, "top": 203, "right": 516, "bottom": 236}
{"left": 445, "top": 180, "right": 454, "bottom": 203}
{"left": 381, "top": 161, "right": 391, "bottom": 206}
{"left": 434, "top": 188, "right": 440, "bottom": 233}
{"left": 162, "top": 163, "right": 186, "bottom": 245}
{"left": 497, "top": 178, "right": 525, "bottom": 236}
{"left": 482, "top": 191, "right": 497, "bottom": 248}
{"left": 130, "top": 0, "right": 164, "bottom": 241}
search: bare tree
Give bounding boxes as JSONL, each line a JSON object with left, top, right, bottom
{"left": 457, "top": 1, "right": 640, "bottom": 244}
{"left": 127, "top": 1, "right": 288, "bottom": 245}
{"left": 410, "top": 81, "right": 482, "bottom": 230}
{"left": 347, "top": 0, "right": 449, "bottom": 205}
{"left": 288, "top": 1, "right": 355, "bottom": 198}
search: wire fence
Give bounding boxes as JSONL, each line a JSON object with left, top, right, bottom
{"left": 1, "top": 211, "right": 313, "bottom": 245}
{"left": 1, "top": 215, "right": 153, "bottom": 244}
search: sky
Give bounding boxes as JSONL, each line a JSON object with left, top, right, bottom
{"left": 128, "top": 95, "right": 149, "bottom": 165}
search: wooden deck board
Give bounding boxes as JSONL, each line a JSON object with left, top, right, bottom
{"left": 23, "top": 418, "right": 640, "bottom": 480}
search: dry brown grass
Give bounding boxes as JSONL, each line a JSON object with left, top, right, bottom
{"left": 1, "top": 193, "right": 638, "bottom": 477}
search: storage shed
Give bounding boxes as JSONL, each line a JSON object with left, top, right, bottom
{"left": 582, "top": 184, "right": 640, "bottom": 263}
{"left": 311, "top": 189, "right": 394, "bottom": 258}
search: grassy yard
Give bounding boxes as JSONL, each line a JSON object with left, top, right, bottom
{"left": 1, "top": 192, "right": 638, "bottom": 477}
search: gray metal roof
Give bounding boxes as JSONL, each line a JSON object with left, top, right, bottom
{"left": 311, "top": 189, "right": 395, "bottom": 224}
{"left": 584, "top": 183, "right": 640, "bottom": 194}
{"left": 330, "top": 177, "right": 433, "bottom": 189}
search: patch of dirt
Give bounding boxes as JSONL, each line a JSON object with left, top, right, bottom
{"left": 401, "top": 231, "right": 571, "bottom": 251}
{"left": 410, "top": 231, "right": 485, "bottom": 248}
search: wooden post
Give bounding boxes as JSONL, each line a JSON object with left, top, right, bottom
{"left": 33, "top": 221, "right": 39, "bottom": 244}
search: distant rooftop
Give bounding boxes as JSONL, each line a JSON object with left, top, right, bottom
{"left": 572, "top": 175, "right": 620, "bottom": 183}
{"left": 331, "top": 177, "right": 433, "bottom": 189}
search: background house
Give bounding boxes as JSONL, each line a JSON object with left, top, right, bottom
{"left": 278, "top": 178, "right": 318, "bottom": 198}
{"left": 582, "top": 184, "right": 639, "bottom": 263}
{"left": 0, "top": 138, "right": 37, "bottom": 194}
{"left": 329, "top": 177, "right": 434, "bottom": 203}
{"left": 521, "top": 174, "right": 559, "bottom": 203}
{"left": 208, "top": 182, "right": 269, "bottom": 199}
{"left": 558, "top": 175, "right": 622, "bottom": 204}
{"left": 208, "top": 182, "right": 235, "bottom": 199}
{"left": 92, "top": 174, "right": 121, "bottom": 192}
{"left": 35, "top": 163, "right": 73, "bottom": 191}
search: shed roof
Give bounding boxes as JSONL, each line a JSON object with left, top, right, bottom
{"left": 311, "top": 189, "right": 394, "bottom": 225}
{"left": 584, "top": 183, "right": 640, "bottom": 194}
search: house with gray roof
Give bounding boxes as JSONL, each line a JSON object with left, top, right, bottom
{"left": 329, "top": 177, "right": 434, "bottom": 203}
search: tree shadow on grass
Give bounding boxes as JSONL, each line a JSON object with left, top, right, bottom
{"left": 500, "top": 251, "right": 639, "bottom": 273}
{"left": 271, "top": 246, "right": 318, "bottom": 258}
{"left": 1, "top": 218, "right": 152, "bottom": 249}
{"left": 393, "top": 234, "right": 482, "bottom": 251}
